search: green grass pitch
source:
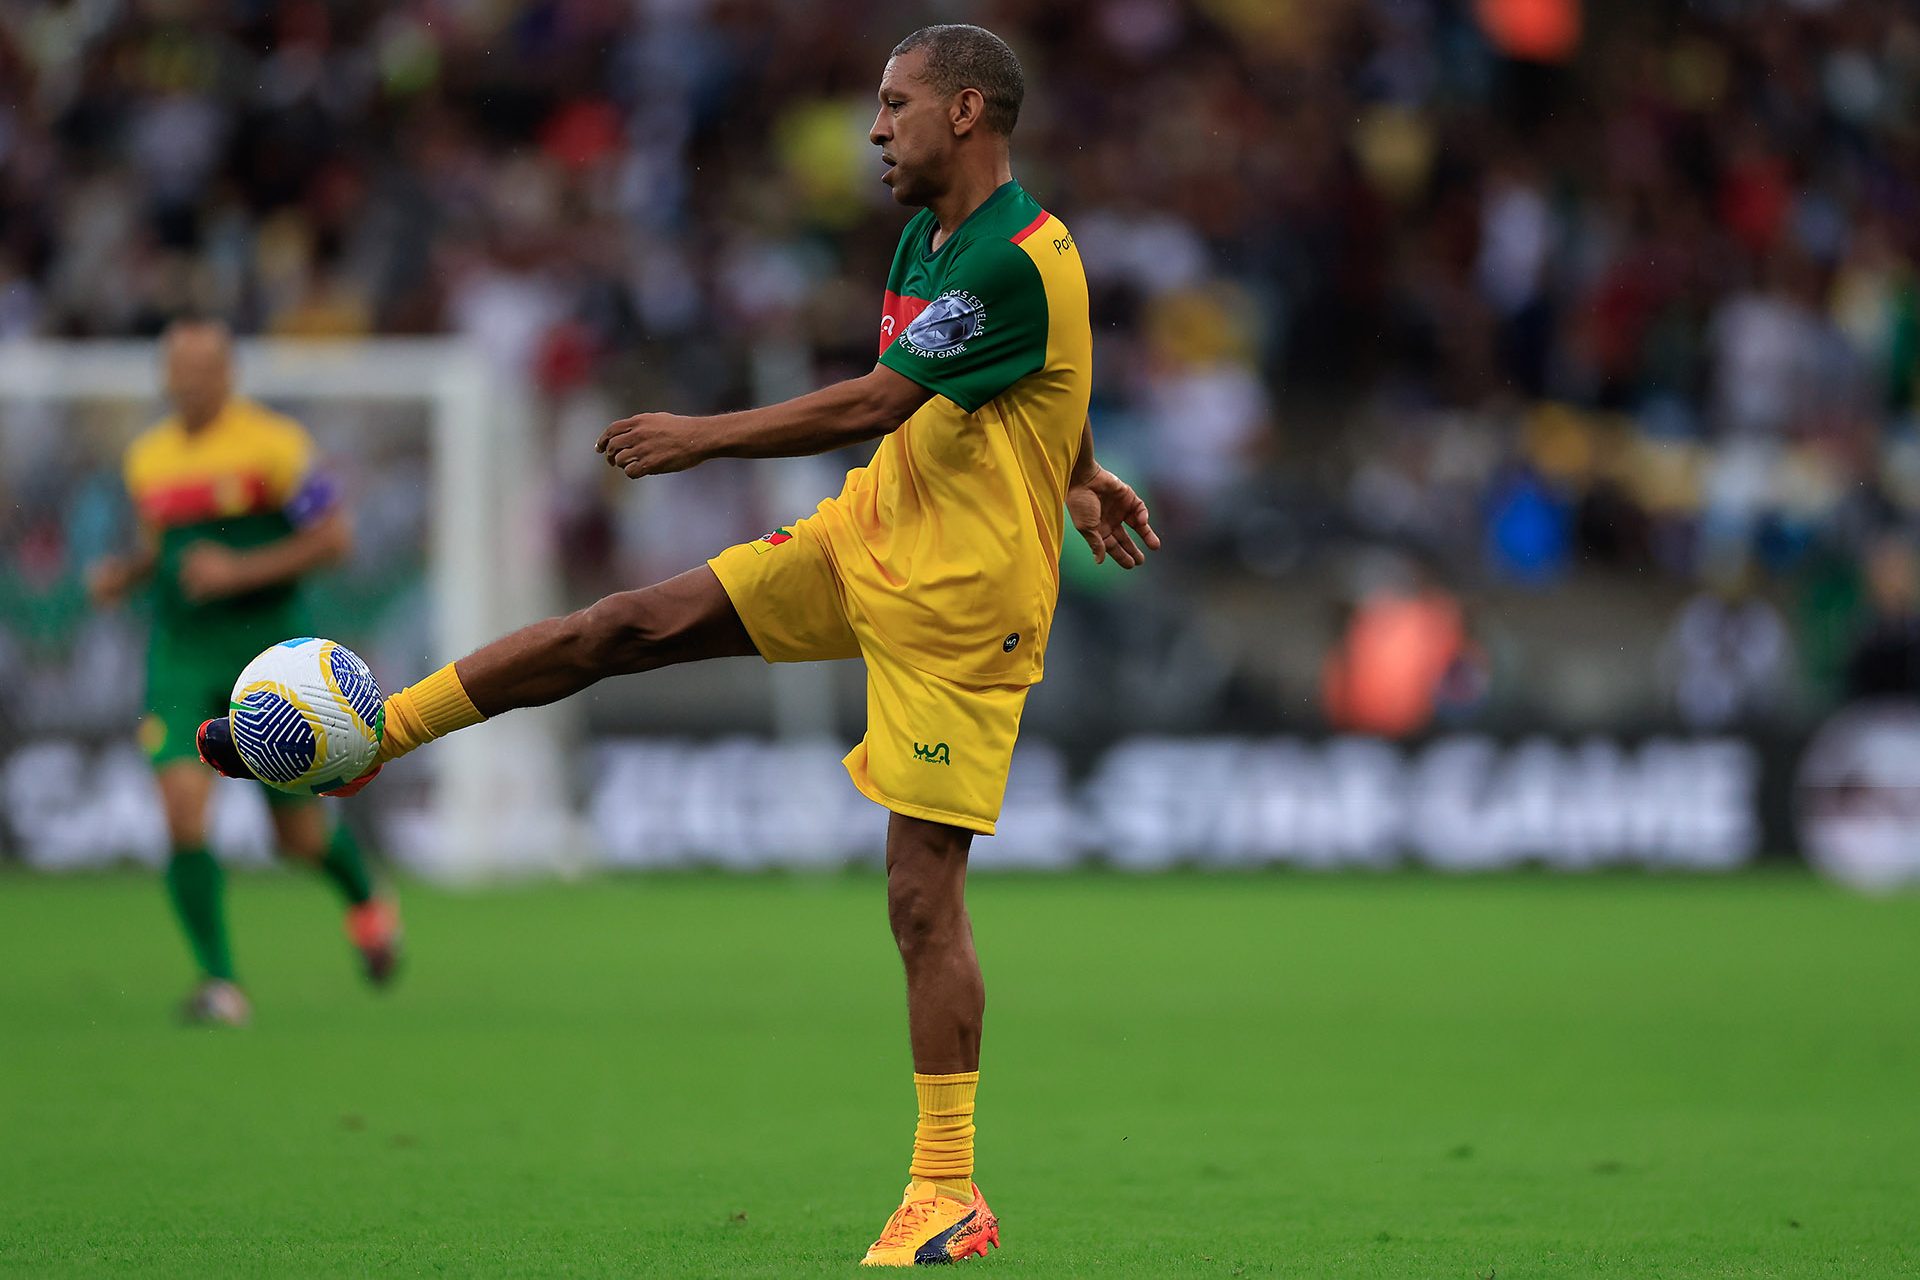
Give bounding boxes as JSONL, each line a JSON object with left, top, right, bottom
{"left": 2, "top": 868, "right": 1916, "bottom": 1277}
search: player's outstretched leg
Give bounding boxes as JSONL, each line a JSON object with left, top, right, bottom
{"left": 862, "top": 814, "right": 999, "bottom": 1267}
{"left": 272, "top": 801, "right": 403, "bottom": 986}
{"left": 199, "top": 566, "right": 757, "bottom": 789}
{"left": 448, "top": 565, "right": 757, "bottom": 714}
{"left": 155, "top": 761, "right": 249, "bottom": 1026}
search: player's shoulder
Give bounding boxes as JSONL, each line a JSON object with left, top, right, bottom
{"left": 227, "top": 397, "right": 311, "bottom": 442}
{"left": 124, "top": 415, "right": 186, "bottom": 474}
{"left": 126, "top": 415, "right": 177, "bottom": 455}
{"left": 1011, "top": 207, "right": 1078, "bottom": 266}
{"left": 941, "top": 224, "right": 1054, "bottom": 305}
{"left": 954, "top": 188, "right": 1078, "bottom": 280}
{"left": 224, "top": 400, "right": 320, "bottom": 474}
{"left": 947, "top": 229, "right": 1038, "bottom": 272}
{"left": 981, "top": 184, "right": 1072, "bottom": 249}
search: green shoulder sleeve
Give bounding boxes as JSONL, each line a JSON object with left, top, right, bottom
{"left": 878, "top": 238, "right": 1049, "bottom": 413}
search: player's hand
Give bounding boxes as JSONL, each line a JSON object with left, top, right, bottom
{"left": 178, "top": 543, "right": 253, "bottom": 602}
{"left": 1067, "top": 468, "right": 1160, "bottom": 568}
{"left": 87, "top": 557, "right": 137, "bottom": 606}
{"left": 596, "top": 413, "right": 709, "bottom": 478}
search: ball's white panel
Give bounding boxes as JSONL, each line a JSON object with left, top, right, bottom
{"left": 229, "top": 638, "right": 382, "bottom": 794}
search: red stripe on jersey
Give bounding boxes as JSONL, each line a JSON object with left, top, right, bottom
{"left": 136, "top": 472, "right": 277, "bottom": 526}
{"left": 1009, "top": 210, "right": 1050, "bottom": 244}
{"left": 878, "top": 290, "right": 932, "bottom": 356}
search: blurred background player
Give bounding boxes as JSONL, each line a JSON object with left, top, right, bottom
{"left": 88, "top": 318, "right": 400, "bottom": 1025}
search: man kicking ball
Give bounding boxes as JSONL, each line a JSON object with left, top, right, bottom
{"left": 201, "top": 23, "right": 1155, "bottom": 1264}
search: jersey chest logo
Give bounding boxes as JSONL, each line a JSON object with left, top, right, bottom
{"left": 878, "top": 290, "right": 931, "bottom": 356}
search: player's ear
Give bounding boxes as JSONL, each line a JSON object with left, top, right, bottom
{"left": 950, "top": 87, "right": 985, "bottom": 137}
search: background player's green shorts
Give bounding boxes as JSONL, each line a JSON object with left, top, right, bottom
{"left": 144, "top": 632, "right": 307, "bottom": 807}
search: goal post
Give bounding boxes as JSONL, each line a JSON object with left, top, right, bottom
{"left": 0, "top": 338, "right": 581, "bottom": 878}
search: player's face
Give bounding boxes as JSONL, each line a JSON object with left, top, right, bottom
{"left": 870, "top": 51, "right": 952, "bottom": 207}
{"left": 164, "top": 325, "right": 234, "bottom": 426}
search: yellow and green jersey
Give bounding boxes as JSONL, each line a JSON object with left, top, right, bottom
{"left": 122, "top": 397, "right": 333, "bottom": 643}
{"left": 811, "top": 180, "right": 1091, "bottom": 685}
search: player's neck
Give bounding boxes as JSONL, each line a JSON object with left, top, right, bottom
{"left": 928, "top": 159, "right": 1015, "bottom": 250}
{"left": 178, "top": 400, "right": 229, "bottom": 434}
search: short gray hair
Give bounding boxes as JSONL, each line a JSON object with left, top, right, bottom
{"left": 891, "top": 25, "right": 1025, "bottom": 137}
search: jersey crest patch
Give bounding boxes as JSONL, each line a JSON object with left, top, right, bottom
{"left": 898, "top": 290, "right": 985, "bottom": 358}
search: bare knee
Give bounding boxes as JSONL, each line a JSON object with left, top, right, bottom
{"left": 571, "top": 570, "right": 742, "bottom": 677}
{"left": 157, "top": 765, "right": 212, "bottom": 848}
{"left": 571, "top": 589, "right": 672, "bottom": 676}
{"left": 886, "top": 822, "right": 972, "bottom": 963}
{"left": 887, "top": 873, "right": 963, "bottom": 963}
{"left": 270, "top": 804, "right": 327, "bottom": 864}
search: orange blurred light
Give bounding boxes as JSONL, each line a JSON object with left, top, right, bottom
{"left": 1476, "top": 0, "right": 1581, "bottom": 64}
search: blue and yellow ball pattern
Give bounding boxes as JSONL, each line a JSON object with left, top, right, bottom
{"left": 228, "top": 638, "right": 384, "bottom": 795}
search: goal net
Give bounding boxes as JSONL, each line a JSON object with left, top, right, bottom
{"left": 0, "top": 338, "right": 579, "bottom": 878}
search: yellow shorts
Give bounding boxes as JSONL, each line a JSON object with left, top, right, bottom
{"left": 708, "top": 519, "right": 1029, "bottom": 835}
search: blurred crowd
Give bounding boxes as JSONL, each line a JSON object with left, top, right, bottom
{"left": 4, "top": 0, "right": 1920, "bottom": 737}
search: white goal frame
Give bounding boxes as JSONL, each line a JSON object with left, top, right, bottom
{"left": 0, "top": 338, "right": 579, "bottom": 878}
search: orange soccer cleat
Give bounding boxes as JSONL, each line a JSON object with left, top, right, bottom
{"left": 346, "top": 898, "right": 403, "bottom": 987}
{"left": 859, "top": 1181, "right": 999, "bottom": 1267}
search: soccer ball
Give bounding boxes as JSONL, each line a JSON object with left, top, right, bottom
{"left": 228, "top": 638, "right": 384, "bottom": 795}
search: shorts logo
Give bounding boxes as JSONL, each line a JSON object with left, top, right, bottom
{"left": 1002, "top": 632, "right": 1020, "bottom": 653}
{"left": 898, "top": 291, "right": 985, "bottom": 359}
{"left": 913, "top": 741, "right": 952, "bottom": 765}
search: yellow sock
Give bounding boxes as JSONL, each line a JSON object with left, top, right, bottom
{"left": 377, "top": 663, "right": 485, "bottom": 762}
{"left": 910, "top": 1070, "right": 978, "bottom": 1202}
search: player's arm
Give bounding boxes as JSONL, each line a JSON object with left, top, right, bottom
{"left": 88, "top": 523, "right": 159, "bottom": 605}
{"left": 1065, "top": 418, "right": 1160, "bottom": 569}
{"left": 598, "top": 366, "right": 931, "bottom": 478}
{"left": 179, "top": 510, "right": 352, "bottom": 603}
{"left": 178, "top": 462, "right": 352, "bottom": 603}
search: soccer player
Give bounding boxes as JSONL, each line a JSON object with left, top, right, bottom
{"left": 89, "top": 318, "right": 401, "bottom": 1026}
{"left": 201, "top": 24, "right": 1155, "bottom": 1263}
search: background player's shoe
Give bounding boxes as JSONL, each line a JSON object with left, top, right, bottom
{"left": 179, "top": 979, "right": 251, "bottom": 1027}
{"left": 346, "top": 899, "right": 403, "bottom": 987}
{"left": 859, "top": 1181, "right": 998, "bottom": 1267}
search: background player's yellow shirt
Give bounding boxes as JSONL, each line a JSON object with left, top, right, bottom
{"left": 811, "top": 181, "right": 1091, "bottom": 686}
{"left": 123, "top": 397, "right": 329, "bottom": 633}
